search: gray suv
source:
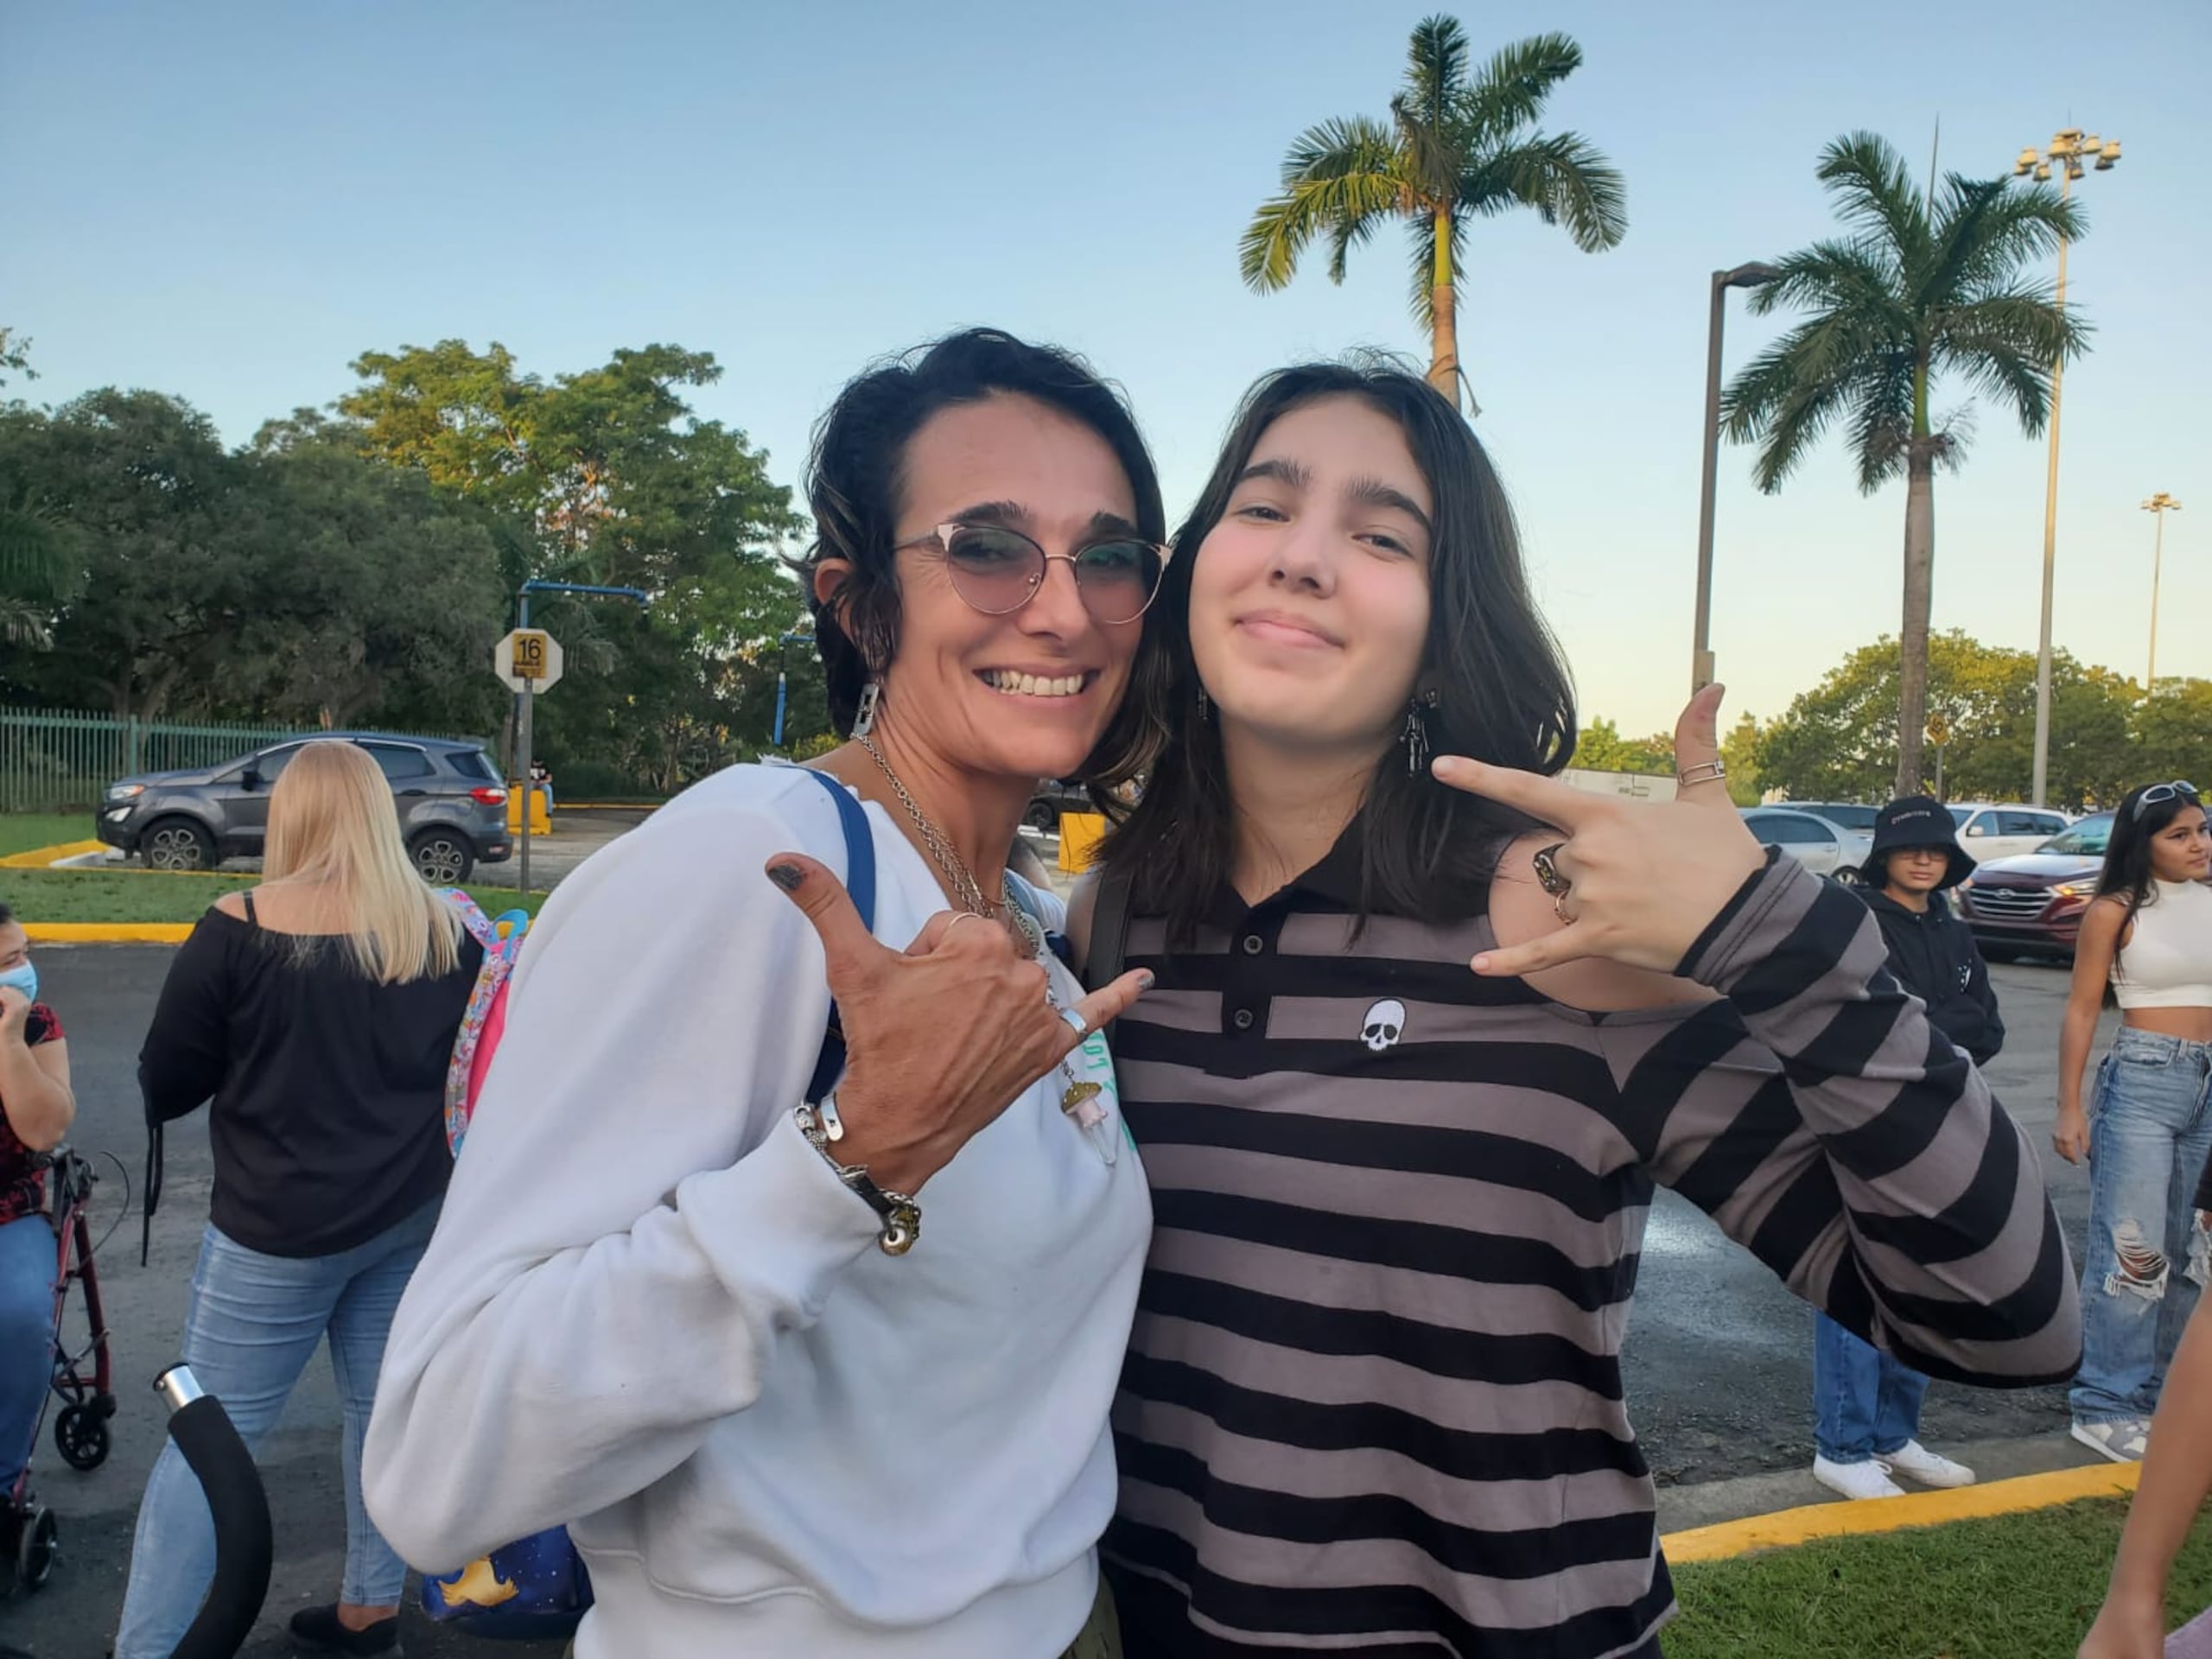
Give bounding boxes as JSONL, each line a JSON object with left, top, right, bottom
{"left": 97, "top": 734, "right": 513, "bottom": 882}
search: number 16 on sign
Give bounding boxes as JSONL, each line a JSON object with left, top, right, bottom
{"left": 494, "top": 629, "right": 563, "bottom": 894}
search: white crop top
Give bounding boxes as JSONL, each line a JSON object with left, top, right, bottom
{"left": 2113, "top": 879, "right": 2212, "bottom": 1010}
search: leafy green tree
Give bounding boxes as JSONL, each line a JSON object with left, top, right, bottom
{"left": 1720, "top": 712, "right": 1764, "bottom": 806}
{"left": 1574, "top": 716, "right": 1672, "bottom": 776}
{"left": 338, "top": 340, "right": 807, "bottom": 782}
{"left": 2130, "top": 679, "right": 2212, "bottom": 792}
{"left": 1240, "top": 17, "right": 1625, "bottom": 410}
{"left": 1720, "top": 134, "right": 2087, "bottom": 795}
{"left": 1755, "top": 630, "right": 2132, "bottom": 810}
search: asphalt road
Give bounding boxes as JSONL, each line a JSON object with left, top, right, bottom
{"left": 0, "top": 941, "right": 2110, "bottom": 1656}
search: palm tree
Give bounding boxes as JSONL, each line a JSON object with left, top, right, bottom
{"left": 1721, "top": 133, "right": 2087, "bottom": 795}
{"left": 1240, "top": 16, "right": 1626, "bottom": 412}
{"left": 0, "top": 505, "right": 79, "bottom": 648}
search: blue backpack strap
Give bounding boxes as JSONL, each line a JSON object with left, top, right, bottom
{"left": 796, "top": 770, "right": 874, "bottom": 1103}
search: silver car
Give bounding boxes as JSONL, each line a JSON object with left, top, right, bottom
{"left": 1739, "top": 807, "right": 1873, "bottom": 878}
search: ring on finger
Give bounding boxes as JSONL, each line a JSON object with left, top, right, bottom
{"left": 941, "top": 912, "right": 988, "bottom": 941}
{"left": 1677, "top": 760, "right": 1727, "bottom": 788}
{"left": 1058, "top": 1006, "right": 1090, "bottom": 1037}
{"left": 1532, "top": 842, "right": 1572, "bottom": 898}
{"left": 1552, "top": 893, "right": 1573, "bottom": 925}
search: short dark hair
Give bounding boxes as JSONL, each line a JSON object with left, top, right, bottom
{"left": 0, "top": 901, "right": 13, "bottom": 929}
{"left": 1101, "top": 359, "right": 1577, "bottom": 940}
{"left": 794, "top": 328, "right": 1171, "bottom": 790}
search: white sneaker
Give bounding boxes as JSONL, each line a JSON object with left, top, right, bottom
{"left": 1813, "top": 1455, "right": 1906, "bottom": 1500}
{"left": 1884, "top": 1440, "right": 1977, "bottom": 1488}
{"left": 2071, "top": 1418, "right": 2151, "bottom": 1464}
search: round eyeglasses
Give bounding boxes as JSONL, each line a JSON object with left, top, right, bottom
{"left": 900, "top": 523, "right": 1166, "bottom": 626}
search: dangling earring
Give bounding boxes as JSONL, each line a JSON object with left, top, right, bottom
{"left": 1402, "top": 689, "right": 1438, "bottom": 776}
{"left": 1196, "top": 685, "right": 1211, "bottom": 722}
{"left": 852, "top": 680, "right": 882, "bottom": 740}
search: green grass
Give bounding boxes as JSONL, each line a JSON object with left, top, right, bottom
{"left": 0, "top": 867, "right": 550, "bottom": 926}
{"left": 1666, "top": 1497, "right": 2212, "bottom": 1658}
{"left": 0, "top": 813, "right": 97, "bottom": 857}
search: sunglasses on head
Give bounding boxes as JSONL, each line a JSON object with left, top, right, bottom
{"left": 899, "top": 522, "right": 1166, "bottom": 627}
{"left": 2132, "top": 780, "right": 2201, "bottom": 821}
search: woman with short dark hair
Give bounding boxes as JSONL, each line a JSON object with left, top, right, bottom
{"left": 1086, "top": 360, "right": 2081, "bottom": 1658}
{"left": 367, "top": 329, "right": 1161, "bottom": 1658}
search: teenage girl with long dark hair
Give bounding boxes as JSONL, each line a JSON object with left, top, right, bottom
{"left": 2055, "top": 780, "right": 2212, "bottom": 1466}
{"left": 1083, "top": 360, "right": 2083, "bottom": 1658}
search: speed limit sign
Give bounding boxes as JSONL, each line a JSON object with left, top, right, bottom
{"left": 494, "top": 628, "right": 563, "bottom": 693}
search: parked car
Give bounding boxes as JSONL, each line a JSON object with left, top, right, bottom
{"left": 1954, "top": 811, "right": 2113, "bottom": 961}
{"left": 1023, "top": 779, "right": 1091, "bottom": 837}
{"left": 1740, "top": 807, "right": 1872, "bottom": 877}
{"left": 1945, "top": 801, "right": 2074, "bottom": 862}
{"left": 98, "top": 734, "right": 512, "bottom": 882}
{"left": 1789, "top": 801, "right": 1879, "bottom": 836}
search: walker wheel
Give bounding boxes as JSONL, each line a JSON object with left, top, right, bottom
{"left": 55, "top": 1403, "right": 111, "bottom": 1471}
{"left": 15, "top": 1506, "right": 56, "bottom": 1590}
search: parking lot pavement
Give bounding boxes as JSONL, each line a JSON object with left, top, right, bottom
{"left": 0, "top": 930, "right": 2107, "bottom": 1654}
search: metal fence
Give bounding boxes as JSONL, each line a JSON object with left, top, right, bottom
{"left": 1, "top": 707, "right": 312, "bottom": 812}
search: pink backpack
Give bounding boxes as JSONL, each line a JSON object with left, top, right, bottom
{"left": 439, "top": 893, "right": 532, "bottom": 1154}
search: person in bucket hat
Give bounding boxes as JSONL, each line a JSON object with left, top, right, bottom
{"left": 1809, "top": 794, "right": 2005, "bottom": 1501}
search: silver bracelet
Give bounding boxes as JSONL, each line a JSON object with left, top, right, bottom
{"left": 793, "top": 1104, "right": 919, "bottom": 1256}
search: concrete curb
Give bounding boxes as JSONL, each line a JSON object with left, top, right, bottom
{"left": 24, "top": 922, "right": 194, "bottom": 944}
{"left": 0, "top": 839, "right": 107, "bottom": 868}
{"left": 1660, "top": 1458, "right": 2140, "bottom": 1563}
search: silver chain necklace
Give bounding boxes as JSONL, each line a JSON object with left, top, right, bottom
{"left": 855, "top": 733, "right": 1050, "bottom": 957}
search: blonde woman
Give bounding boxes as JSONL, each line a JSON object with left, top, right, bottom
{"left": 115, "top": 741, "right": 483, "bottom": 1659}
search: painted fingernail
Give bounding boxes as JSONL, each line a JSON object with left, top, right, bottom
{"left": 766, "top": 862, "right": 804, "bottom": 892}
{"left": 1137, "top": 970, "right": 1156, "bottom": 991}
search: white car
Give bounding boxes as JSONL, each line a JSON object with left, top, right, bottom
{"left": 1946, "top": 803, "right": 2074, "bottom": 863}
{"left": 1740, "top": 808, "right": 1872, "bottom": 877}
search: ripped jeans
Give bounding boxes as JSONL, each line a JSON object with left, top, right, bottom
{"left": 2071, "top": 1029, "right": 2212, "bottom": 1426}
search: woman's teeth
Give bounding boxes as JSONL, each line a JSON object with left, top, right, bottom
{"left": 983, "top": 671, "right": 1085, "bottom": 697}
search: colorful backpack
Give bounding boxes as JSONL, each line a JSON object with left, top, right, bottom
{"left": 419, "top": 769, "right": 876, "bottom": 1639}
{"left": 439, "top": 892, "right": 532, "bottom": 1154}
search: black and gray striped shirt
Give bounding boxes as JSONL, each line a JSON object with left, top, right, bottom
{"left": 1100, "top": 842, "right": 2080, "bottom": 1657}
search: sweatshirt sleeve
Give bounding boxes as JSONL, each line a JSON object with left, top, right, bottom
{"left": 1965, "top": 937, "right": 2005, "bottom": 1065}
{"left": 138, "top": 912, "right": 235, "bottom": 1124}
{"left": 1602, "top": 852, "right": 2079, "bottom": 1387}
{"left": 361, "top": 782, "right": 886, "bottom": 1571}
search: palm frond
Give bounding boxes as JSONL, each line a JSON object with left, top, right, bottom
{"left": 1452, "top": 32, "right": 1585, "bottom": 147}
{"left": 1841, "top": 359, "right": 1916, "bottom": 492}
{"left": 1390, "top": 91, "right": 1465, "bottom": 200}
{"left": 1816, "top": 131, "right": 1929, "bottom": 270}
{"left": 1931, "top": 290, "right": 2082, "bottom": 434}
{"left": 1928, "top": 174, "right": 2083, "bottom": 304}
{"left": 1403, "top": 15, "right": 1470, "bottom": 125}
{"left": 1723, "top": 304, "right": 1911, "bottom": 493}
{"left": 1745, "top": 241, "right": 1914, "bottom": 338}
{"left": 1241, "top": 117, "right": 1406, "bottom": 291}
{"left": 1472, "top": 130, "right": 1627, "bottom": 251}
{"left": 1327, "top": 211, "right": 1383, "bottom": 284}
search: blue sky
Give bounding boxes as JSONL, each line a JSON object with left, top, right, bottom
{"left": 8, "top": 0, "right": 2207, "bottom": 737}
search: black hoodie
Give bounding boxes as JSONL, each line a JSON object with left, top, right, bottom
{"left": 1859, "top": 887, "right": 2005, "bottom": 1065}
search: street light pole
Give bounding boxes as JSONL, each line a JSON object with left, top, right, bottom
{"left": 1693, "top": 261, "right": 1783, "bottom": 696}
{"left": 2143, "top": 493, "right": 2181, "bottom": 690}
{"left": 772, "top": 628, "right": 815, "bottom": 747}
{"left": 2015, "top": 129, "right": 2120, "bottom": 807}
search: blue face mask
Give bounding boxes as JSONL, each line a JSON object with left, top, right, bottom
{"left": 0, "top": 963, "right": 36, "bottom": 1006}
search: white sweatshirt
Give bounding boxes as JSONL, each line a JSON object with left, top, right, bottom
{"left": 362, "top": 764, "right": 1152, "bottom": 1658}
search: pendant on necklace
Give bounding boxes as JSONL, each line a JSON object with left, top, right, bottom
{"left": 1060, "top": 1079, "right": 1105, "bottom": 1125}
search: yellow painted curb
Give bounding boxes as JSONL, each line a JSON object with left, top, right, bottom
{"left": 0, "top": 840, "right": 107, "bottom": 868}
{"left": 24, "top": 922, "right": 194, "bottom": 944}
{"left": 1661, "top": 1459, "right": 2141, "bottom": 1563}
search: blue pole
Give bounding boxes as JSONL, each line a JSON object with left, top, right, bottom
{"left": 772, "top": 631, "right": 812, "bottom": 749}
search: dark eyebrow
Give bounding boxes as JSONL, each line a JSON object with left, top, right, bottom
{"left": 1236, "top": 457, "right": 1311, "bottom": 492}
{"left": 945, "top": 499, "right": 1030, "bottom": 531}
{"left": 1084, "top": 510, "right": 1147, "bottom": 543}
{"left": 1347, "top": 477, "right": 1433, "bottom": 537}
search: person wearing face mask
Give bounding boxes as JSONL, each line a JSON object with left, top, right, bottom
{"left": 1077, "top": 361, "right": 2079, "bottom": 1659}
{"left": 0, "top": 900, "right": 76, "bottom": 1519}
{"left": 1806, "top": 797, "right": 1999, "bottom": 1501}
{"left": 364, "top": 330, "right": 1160, "bottom": 1659}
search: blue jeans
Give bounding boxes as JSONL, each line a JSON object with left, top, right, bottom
{"left": 2070, "top": 1030, "right": 2212, "bottom": 1426}
{"left": 111, "top": 1203, "right": 438, "bottom": 1659}
{"left": 0, "top": 1212, "right": 56, "bottom": 1493}
{"left": 1813, "top": 1311, "right": 1929, "bottom": 1462}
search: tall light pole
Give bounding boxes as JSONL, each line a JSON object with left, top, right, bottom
{"left": 2014, "top": 129, "right": 2120, "bottom": 807}
{"left": 2143, "top": 493, "right": 2181, "bottom": 691}
{"left": 1693, "top": 261, "right": 1783, "bottom": 695}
